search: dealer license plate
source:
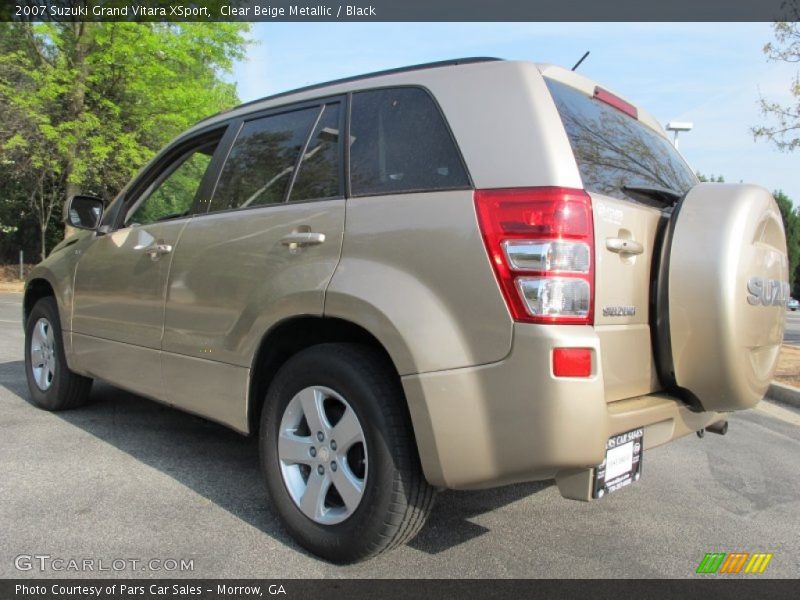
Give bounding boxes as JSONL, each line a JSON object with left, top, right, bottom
{"left": 593, "top": 428, "right": 643, "bottom": 499}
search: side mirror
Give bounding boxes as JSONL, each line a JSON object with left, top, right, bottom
{"left": 65, "top": 195, "right": 104, "bottom": 231}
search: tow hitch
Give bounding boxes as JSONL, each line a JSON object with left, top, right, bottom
{"left": 697, "top": 420, "right": 729, "bottom": 438}
{"left": 706, "top": 420, "right": 729, "bottom": 435}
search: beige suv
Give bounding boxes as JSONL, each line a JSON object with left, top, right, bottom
{"left": 23, "top": 58, "right": 789, "bottom": 563}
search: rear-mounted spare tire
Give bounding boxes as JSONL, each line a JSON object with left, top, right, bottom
{"left": 653, "top": 183, "right": 789, "bottom": 412}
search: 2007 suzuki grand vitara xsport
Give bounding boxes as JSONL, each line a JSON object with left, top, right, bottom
{"left": 23, "top": 58, "right": 789, "bottom": 563}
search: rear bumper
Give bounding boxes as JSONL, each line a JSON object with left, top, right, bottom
{"left": 402, "top": 323, "right": 721, "bottom": 495}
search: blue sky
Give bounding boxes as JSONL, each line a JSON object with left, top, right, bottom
{"left": 232, "top": 22, "right": 799, "bottom": 204}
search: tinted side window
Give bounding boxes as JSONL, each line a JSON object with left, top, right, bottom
{"left": 545, "top": 79, "right": 697, "bottom": 203}
{"left": 290, "top": 103, "right": 341, "bottom": 202}
{"left": 210, "top": 107, "right": 318, "bottom": 212}
{"left": 349, "top": 88, "right": 469, "bottom": 196}
{"left": 127, "top": 143, "right": 216, "bottom": 227}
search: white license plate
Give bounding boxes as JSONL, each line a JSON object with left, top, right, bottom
{"left": 593, "top": 428, "right": 643, "bottom": 498}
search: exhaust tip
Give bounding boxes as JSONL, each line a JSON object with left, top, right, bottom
{"left": 706, "top": 420, "right": 729, "bottom": 435}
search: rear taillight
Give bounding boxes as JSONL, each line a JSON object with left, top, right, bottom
{"left": 475, "top": 187, "right": 594, "bottom": 325}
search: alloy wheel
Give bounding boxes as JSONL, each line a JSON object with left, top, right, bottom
{"left": 30, "top": 317, "right": 56, "bottom": 391}
{"left": 277, "top": 385, "right": 368, "bottom": 525}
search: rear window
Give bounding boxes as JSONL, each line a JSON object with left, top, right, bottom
{"left": 209, "top": 107, "right": 318, "bottom": 212}
{"left": 349, "top": 87, "right": 470, "bottom": 196}
{"left": 290, "top": 103, "right": 341, "bottom": 202}
{"left": 545, "top": 79, "right": 697, "bottom": 204}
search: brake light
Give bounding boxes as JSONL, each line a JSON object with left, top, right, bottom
{"left": 475, "top": 187, "right": 594, "bottom": 324}
{"left": 594, "top": 87, "right": 638, "bottom": 119}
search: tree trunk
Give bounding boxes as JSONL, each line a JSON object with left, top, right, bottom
{"left": 63, "top": 22, "right": 91, "bottom": 237}
{"left": 40, "top": 222, "right": 46, "bottom": 261}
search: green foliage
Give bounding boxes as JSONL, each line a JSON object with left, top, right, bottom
{"left": 773, "top": 189, "right": 800, "bottom": 297}
{"left": 753, "top": 21, "right": 800, "bottom": 152}
{"left": 696, "top": 172, "right": 725, "bottom": 182}
{"left": 0, "top": 22, "right": 250, "bottom": 259}
{"left": 129, "top": 149, "right": 212, "bottom": 225}
{"left": 696, "top": 171, "right": 798, "bottom": 295}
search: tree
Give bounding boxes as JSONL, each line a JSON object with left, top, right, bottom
{"left": 0, "top": 22, "right": 250, "bottom": 259}
{"left": 752, "top": 21, "right": 800, "bottom": 152}
{"left": 695, "top": 172, "right": 798, "bottom": 294}
{"left": 696, "top": 172, "right": 725, "bottom": 182}
{"left": 773, "top": 190, "right": 800, "bottom": 297}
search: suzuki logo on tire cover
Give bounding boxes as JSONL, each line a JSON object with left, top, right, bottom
{"left": 746, "top": 277, "right": 790, "bottom": 307}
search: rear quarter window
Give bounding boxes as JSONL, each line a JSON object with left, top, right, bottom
{"left": 545, "top": 79, "right": 697, "bottom": 203}
{"left": 349, "top": 87, "right": 470, "bottom": 196}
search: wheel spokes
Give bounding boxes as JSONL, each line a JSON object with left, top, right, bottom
{"left": 331, "top": 407, "right": 363, "bottom": 451}
{"left": 278, "top": 385, "right": 368, "bottom": 525}
{"left": 30, "top": 346, "right": 44, "bottom": 366}
{"left": 30, "top": 318, "right": 55, "bottom": 391}
{"left": 37, "top": 320, "right": 48, "bottom": 345}
{"left": 330, "top": 464, "right": 364, "bottom": 513}
{"left": 278, "top": 432, "right": 315, "bottom": 464}
{"left": 298, "top": 387, "right": 328, "bottom": 436}
{"left": 35, "top": 364, "right": 48, "bottom": 389}
{"left": 300, "top": 469, "right": 330, "bottom": 520}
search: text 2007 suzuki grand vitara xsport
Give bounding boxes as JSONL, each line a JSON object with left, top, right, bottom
{"left": 24, "top": 58, "right": 789, "bottom": 563}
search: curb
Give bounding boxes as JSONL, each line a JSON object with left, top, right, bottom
{"left": 0, "top": 283, "right": 24, "bottom": 293}
{"left": 767, "top": 382, "right": 800, "bottom": 409}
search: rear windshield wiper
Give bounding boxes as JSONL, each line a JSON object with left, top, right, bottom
{"left": 621, "top": 185, "right": 683, "bottom": 207}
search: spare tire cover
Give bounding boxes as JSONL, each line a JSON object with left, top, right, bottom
{"left": 656, "top": 183, "right": 788, "bottom": 412}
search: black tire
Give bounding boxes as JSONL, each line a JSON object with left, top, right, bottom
{"left": 24, "top": 296, "right": 92, "bottom": 411}
{"left": 260, "top": 343, "right": 435, "bottom": 563}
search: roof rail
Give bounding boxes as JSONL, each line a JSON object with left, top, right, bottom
{"left": 199, "top": 57, "right": 503, "bottom": 125}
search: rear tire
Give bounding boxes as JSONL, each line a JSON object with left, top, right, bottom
{"left": 24, "top": 297, "right": 92, "bottom": 411}
{"left": 260, "top": 343, "right": 435, "bottom": 563}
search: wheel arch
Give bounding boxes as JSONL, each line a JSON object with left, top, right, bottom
{"left": 23, "top": 278, "right": 57, "bottom": 325}
{"left": 248, "top": 316, "right": 407, "bottom": 436}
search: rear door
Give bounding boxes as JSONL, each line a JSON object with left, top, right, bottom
{"left": 544, "top": 78, "right": 698, "bottom": 401}
{"left": 161, "top": 100, "right": 346, "bottom": 430}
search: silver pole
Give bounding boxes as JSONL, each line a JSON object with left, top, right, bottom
{"left": 19, "top": 250, "right": 23, "bottom": 280}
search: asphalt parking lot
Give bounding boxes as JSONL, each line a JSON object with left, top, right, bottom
{"left": 1, "top": 291, "right": 799, "bottom": 578}
{"left": 785, "top": 310, "right": 800, "bottom": 346}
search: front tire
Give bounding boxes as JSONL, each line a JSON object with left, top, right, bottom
{"left": 260, "top": 343, "right": 435, "bottom": 563}
{"left": 25, "top": 297, "right": 92, "bottom": 411}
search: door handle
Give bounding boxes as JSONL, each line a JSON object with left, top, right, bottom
{"left": 606, "top": 238, "right": 643, "bottom": 255}
{"left": 280, "top": 232, "right": 326, "bottom": 248}
{"left": 141, "top": 242, "right": 173, "bottom": 260}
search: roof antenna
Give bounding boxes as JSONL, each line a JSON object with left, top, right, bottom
{"left": 571, "top": 51, "right": 590, "bottom": 71}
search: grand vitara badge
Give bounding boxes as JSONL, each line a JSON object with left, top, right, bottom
{"left": 746, "top": 277, "right": 790, "bottom": 307}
